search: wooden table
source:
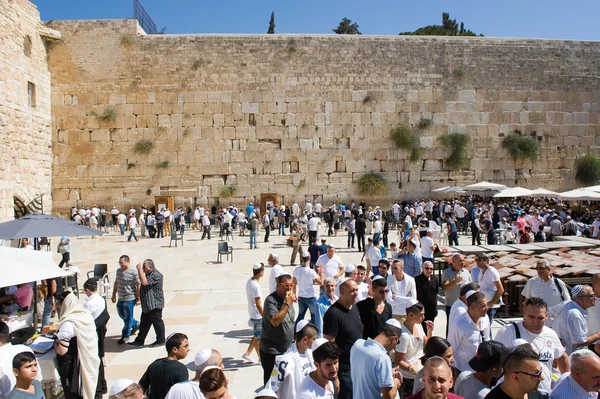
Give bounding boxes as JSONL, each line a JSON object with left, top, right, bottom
{"left": 450, "top": 245, "right": 489, "bottom": 254}
{"left": 480, "top": 245, "right": 519, "bottom": 252}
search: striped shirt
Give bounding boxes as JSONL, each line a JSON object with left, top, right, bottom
{"left": 549, "top": 375, "right": 594, "bottom": 399}
{"left": 140, "top": 269, "right": 164, "bottom": 313}
{"left": 116, "top": 267, "right": 140, "bottom": 301}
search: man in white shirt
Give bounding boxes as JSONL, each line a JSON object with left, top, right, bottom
{"left": 243, "top": 263, "right": 264, "bottom": 364}
{"left": 83, "top": 278, "right": 106, "bottom": 320}
{"left": 550, "top": 349, "right": 600, "bottom": 399}
{"left": 553, "top": 285, "right": 600, "bottom": 355}
{"left": 521, "top": 260, "right": 570, "bottom": 327}
{"left": 117, "top": 211, "right": 127, "bottom": 235}
{"left": 268, "top": 253, "right": 284, "bottom": 294}
{"left": 127, "top": 214, "right": 139, "bottom": 242}
{"left": 364, "top": 239, "right": 382, "bottom": 276}
{"left": 316, "top": 245, "right": 344, "bottom": 287}
{"left": 296, "top": 339, "right": 338, "bottom": 399}
{"left": 293, "top": 252, "right": 322, "bottom": 325}
{"left": 387, "top": 260, "right": 416, "bottom": 322}
{"left": 315, "top": 202, "right": 322, "bottom": 217}
{"left": 165, "top": 348, "right": 223, "bottom": 399}
{"left": 306, "top": 200, "right": 313, "bottom": 215}
{"left": 475, "top": 253, "right": 503, "bottom": 335}
{"left": 420, "top": 230, "right": 435, "bottom": 263}
{"left": 308, "top": 214, "right": 321, "bottom": 243}
{"left": 201, "top": 213, "right": 211, "bottom": 240}
{"left": 495, "top": 297, "right": 569, "bottom": 393}
{"left": 292, "top": 202, "right": 300, "bottom": 217}
{"left": 372, "top": 217, "right": 382, "bottom": 243}
{"left": 448, "top": 283, "right": 479, "bottom": 324}
{"left": 268, "top": 321, "right": 317, "bottom": 399}
{"left": 587, "top": 273, "right": 600, "bottom": 344}
{"left": 591, "top": 216, "right": 600, "bottom": 239}
{"left": 354, "top": 265, "right": 369, "bottom": 303}
{"left": 448, "top": 291, "right": 490, "bottom": 372}
{"left": 391, "top": 201, "right": 400, "bottom": 223}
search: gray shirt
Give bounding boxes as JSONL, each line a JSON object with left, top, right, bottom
{"left": 7, "top": 380, "right": 44, "bottom": 399}
{"left": 116, "top": 267, "right": 140, "bottom": 301}
{"left": 441, "top": 267, "right": 472, "bottom": 307}
{"left": 454, "top": 371, "right": 490, "bottom": 399}
{"left": 260, "top": 292, "right": 295, "bottom": 355}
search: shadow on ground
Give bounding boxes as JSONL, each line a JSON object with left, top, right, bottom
{"left": 213, "top": 328, "right": 253, "bottom": 345}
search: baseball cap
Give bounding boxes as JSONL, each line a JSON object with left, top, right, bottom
{"left": 253, "top": 262, "right": 264, "bottom": 270}
{"left": 500, "top": 340, "right": 534, "bottom": 365}
{"left": 194, "top": 348, "right": 212, "bottom": 366}
{"left": 109, "top": 379, "right": 136, "bottom": 397}
{"left": 468, "top": 340, "right": 505, "bottom": 372}
{"left": 345, "top": 264, "right": 356, "bottom": 273}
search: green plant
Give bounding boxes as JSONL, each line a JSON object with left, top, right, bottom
{"left": 157, "top": 126, "right": 168, "bottom": 134}
{"left": 127, "top": 163, "right": 136, "bottom": 170}
{"left": 439, "top": 133, "right": 471, "bottom": 170}
{"left": 390, "top": 124, "right": 417, "bottom": 150}
{"left": 192, "top": 59, "right": 203, "bottom": 70}
{"left": 183, "top": 113, "right": 192, "bottom": 119}
{"left": 453, "top": 67, "right": 467, "bottom": 78}
{"left": 502, "top": 131, "right": 540, "bottom": 160}
{"left": 417, "top": 118, "right": 432, "bottom": 130}
{"left": 91, "top": 107, "right": 117, "bottom": 122}
{"left": 182, "top": 128, "right": 191, "bottom": 137}
{"left": 120, "top": 35, "right": 135, "bottom": 47}
{"left": 146, "top": 189, "right": 152, "bottom": 196}
{"left": 288, "top": 43, "right": 297, "bottom": 54}
{"left": 358, "top": 173, "right": 388, "bottom": 196}
{"left": 410, "top": 147, "right": 425, "bottom": 162}
{"left": 155, "top": 161, "right": 170, "bottom": 169}
{"left": 576, "top": 155, "right": 600, "bottom": 185}
{"left": 219, "top": 184, "right": 239, "bottom": 198}
{"left": 362, "top": 95, "right": 372, "bottom": 104}
{"left": 134, "top": 139, "right": 154, "bottom": 155}
{"left": 296, "top": 178, "right": 306, "bottom": 191}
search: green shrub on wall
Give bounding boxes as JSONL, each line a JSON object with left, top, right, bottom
{"left": 220, "top": 184, "right": 239, "bottom": 199}
{"left": 390, "top": 120, "right": 430, "bottom": 163}
{"left": 576, "top": 155, "right": 600, "bottom": 185}
{"left": 358, "top": 173, "right": 388, "bottom": 196}
{"left": 91, "top": 107, "right": 117, "bottom": 122}
{"left": 502, "top": 131, "right": 539, "bottom": 160}
{"left": 439, "top": 133, "right": 470, "bottom": 170}
{"left": 134, "top": 140, "right": 154, "bottom": 155}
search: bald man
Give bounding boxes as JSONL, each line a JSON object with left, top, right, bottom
{"left": 406, "top": 357, "right": 462, "bottom": 399}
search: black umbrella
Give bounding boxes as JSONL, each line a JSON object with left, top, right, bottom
{"left": 0, "top": 212, "right": 105, "bottom": 240}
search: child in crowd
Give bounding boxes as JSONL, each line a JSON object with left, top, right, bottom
{"left": 8, "top": 352, "right": 45, "bottom": 399}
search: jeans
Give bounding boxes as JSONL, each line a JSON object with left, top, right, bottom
{"left": 487, "top": 308, "right": 497, "bottom": 338}
{"left": 373, "top": 232, "right": 381, "bottom": 243}
{"left": 156, "top": 224, "right": 164, "bottom": 238}
{"left": 119, "top": 223, "right": 125, "bottom": 235}
{"left": 338, "top": 370, "right": 353, "bottom": 399}
{"left": 41, "top": 297, "right": 53, "bottom": 328}
{"left": 279, "top": 222, "right": 285, "bottom": 235}
{"left": 116, "top": 300, "right": 139, "bottom": 338}
{"left": 128, "top": 228, "right": 137, "bottom": 241}
{"left": 134, "top": 308, "right": 165, "bottom": 345}
{"left": 250, "top": 231, "right": 258, "bottom": 248}
{"left": 347, "top": 232, "right": 355, "bottom": 248}
{"left": 448, "top": 231, "right": 459, "bottom": 246}
{"left": 296, "top": 297, "right": 316, "bottom": 324}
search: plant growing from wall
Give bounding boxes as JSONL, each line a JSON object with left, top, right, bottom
{"left": 134, "top": 139, "right": 154, "bottom": 155}
{"left": 127, "top": 163, "right": 136, "bottom": 170}
{"left": 155, "top": 161, "right": 170, "bottom": 169}
{"left": 219, "top": 184, "right": 239, "bottom": 202}
{"left": 120, "top": 35, "right": 135, "bottom": 47}
{"left": 358, "top": 173, "right": 388, "bottom": 196}
{"left": 296, "top": 178, "right": 306, "bottom": 191}
{"left": 439, "top": 133, "right": 471, "bottom": 170}
{"left": 182, "top": 128, "right": 191, "bottom": 137}
{"left": 501, "top": 131, "right": 540, "bottom": 160}
{"left": 91, "top": 107, "right": 117, "bottom": 122}
{"left": 192, "top": 59, "right": 203, "bottom": 70}
{"left": 575, "top": 155, "right": 600, "bottom": 185}
{"left": 390, "top": 122, "right": 428, "bottom": 163}
{"left": 157, "top": 126, "right": 168, "bottom": 134}
{"left": 453, "top": 67, "right": 467, "bottom": 78}
{"left": 362, "top": 95, "right": 372, "bottom": 104}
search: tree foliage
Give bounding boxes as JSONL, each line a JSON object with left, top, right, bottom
{"left": 267, "top": 12, "right": 275, "bottom": 34}
{"left": 399, "top": 12, "right": 483, "bottom": 37}
{"left": 358, "top": 173, "right": 388, "bottom": 196}
{"left": 333, "top": 18, "right": 362, "bottom": 35}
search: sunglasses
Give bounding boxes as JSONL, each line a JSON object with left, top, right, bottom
{"left": 514, "top": 368, "right": 543, "bottom": 379}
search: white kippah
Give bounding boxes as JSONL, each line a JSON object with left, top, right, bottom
{"left": 371, "top": 275, "right": 384, "bottom": 281}
{"left": 344, "top": 264, "right": 356, "bottom": 273}
{"left": 109, "top": 379, "right": 136, "bottom": 396}
{"left": 194, "top": 348, "right": 212, "bottom": 366}
{"left": 301, "top": 251, "right": 310, "bottom": 258}
{"left": 385, "top": 319, "right": 402, "bottom": 329}
{"left": 511, "top": 339, "right": 529, "bottom": 348}
{"left": 572, "top": 285, "right": 584, "bottom": 297}
{"left": 255, "top": 387, "right": 278, "bottom": 398}
{"left": 296, "top": 320, "right": 309, "bottom": 333}
{"left": 200, "top": 365, "right": 221, "bottom": 376}
{"left": 311, "top": 338, "right": 329, "bottom": 352}
{"left": 466, "top": 290, "right": 478, "bottom": 299}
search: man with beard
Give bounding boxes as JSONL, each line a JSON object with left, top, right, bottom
{"left": 296, "top": 340, "right": 339, "bottom": 399}
{"left": 484, "top": 345, "right": 544, "bottom": 399}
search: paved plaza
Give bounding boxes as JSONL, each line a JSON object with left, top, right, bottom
{"left": 58, "top": 225, "right": 503, "bottom": 399}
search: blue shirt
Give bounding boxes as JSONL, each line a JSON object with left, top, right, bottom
{"left": 399, "top": 252, "right": 422, "bottom": 278}
{"left": 315, "top": 294, "right": 336, "bottom": 338}
{"left": 246, "top": 205, "right": 254, "bottom": 216}
{"left": 549, "top": 375, "right": 594, "bottom": 399}
{"left": 308, "top": 244, "right": 321, "bottom": 264}
{"left": 350, "top": 338, "right": 394, "bottom": 398}
{"left": 553, "top": 301, "right": 589, "bottom": 355}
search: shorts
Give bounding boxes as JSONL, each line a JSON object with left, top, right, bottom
{"left": 251, "top": 318, "right": 262, "bottom": 338}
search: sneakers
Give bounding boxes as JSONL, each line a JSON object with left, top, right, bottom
{"left": 242, "top": 353, "right": 258, "bottom": 364}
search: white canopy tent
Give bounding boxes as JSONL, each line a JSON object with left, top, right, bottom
{"left": 433, "top": 186, "right": 465, "bottom": 194}
{"left": 464, "top": 181, "right": 508, "bottom": 191}
{"left": 493, "top": 187, "right": 533, "bottom": 198}
{"left": 585, "top": 185, "right": 600, "bottom": 193}
{"left": 0, "top": 246, "right": 68, "bottom": 287}
{"left": 558, "top": 188, "right": 600, "bottom": 201}
{"left": 526, "top": 188, "right": 560, "bottom": 198}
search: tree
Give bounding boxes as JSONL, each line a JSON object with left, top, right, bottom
{"left": 267, "top": 11, "right": 275, "bottom": 34}
{"left": 333, "top": 17, "right": 362, "bottom": 35}
{"left": 399, "top": 12, "right": 483, "bottom": 36}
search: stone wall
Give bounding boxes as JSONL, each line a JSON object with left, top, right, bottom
{"left": 0, "top": 0, "right": 57, "bottom": 221}
{"left": 46, "top": 19, "right": 600, "bottom": 214}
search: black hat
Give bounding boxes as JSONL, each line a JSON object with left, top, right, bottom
{"left": 0, "top": 321, "right": 9, "bottom": 335}
{"left": 468, "top": 340, "right": 505, "bottom": 372}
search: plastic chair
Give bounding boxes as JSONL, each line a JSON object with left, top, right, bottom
{"left": 87, "top": 264, "right": 108, "bottom": 281}
{"left": 217, "top": 242, "right": 233, "bottom": 263}
{"left": 439, "top": 223, "right": 448, "bottom": 246}
{"left": 169, "top": 230, "right": 184, "bottom": 247}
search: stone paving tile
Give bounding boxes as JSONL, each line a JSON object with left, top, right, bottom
{"left": 49, "top": 227, "right": 502, "bottom": 399}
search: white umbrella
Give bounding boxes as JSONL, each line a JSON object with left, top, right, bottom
{"left": 432, "top": 186, "right": 450, "bottom": 192}
{"left": 526, "top": 188, "right": 560, "bottom": 197}
{"left": 559, "top": 188, "right": 600, "bottom": 201}
{"left": 493, "top": 187, "right": 533, "bottom": 198}
{"left": 435, "top": 186, "right": 465, "bottom": 193}
{"left": 585, "top": 185, "right": 600, "bottom": 193}
{"left": 464, "top": 181, "right": 507, "bottom": 191}
{"left": 0, "top": 246, "right": 68, "bottom": 287}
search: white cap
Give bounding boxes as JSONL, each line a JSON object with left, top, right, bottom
{"left": 296, "top": 320, "right": 309, "bottom": 333}
{"left": 338, "top": 277, "right": 352, "bottom": 286}
{"left": 301, "top": 251, "right": 310, "bottom": 258}
{"left": 194, "top": 348, "right": 212, "bottom": 366}
{"left": 385, "top": 319, "right": 402, "bottom": 329}
{"left": 311, "top": 337, "right": 329, "bottom": 352}
{"left": 253, "top": 262, "right": 264, "bottom": 270}
{"left": 511, "top": 338, "right": 529, "bottom": 348}
{"left": 344, "top": 264, "right": 356, "bottom": 273}
{"left": 200, "top": 365, "right": 221, "bottom": 376}
{"left": 255, "top": 388, "right": 278, "bottom": 398}
{"left": 465, "top": 290, "right": 478, "bottom": 299}
{"left": 328, "top": 243, "right": 336, "bottom": 248}
{"left": 109, "top": 379, "right": 136, "bottom": 396}
{"left": 371, "top": 275, "right": 384, "bottom": 281}
{"left": 407, "top": 298, "right": 419, "bottom": 307}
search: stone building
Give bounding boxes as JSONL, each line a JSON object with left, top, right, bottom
{"left": 0, "top": 0, "right": 59, "bottom": 221}
{"left": 2, "top": 2, "right": 600, "bottom": 219}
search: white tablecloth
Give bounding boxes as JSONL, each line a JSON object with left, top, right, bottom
{"left": 1, "top": 311, "right": 33, "bottom": 332}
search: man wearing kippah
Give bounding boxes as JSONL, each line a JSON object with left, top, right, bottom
{"left": 293, "top": 252, "right": 322, "bottom": 325}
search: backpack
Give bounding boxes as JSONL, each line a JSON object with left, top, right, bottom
{"left": 247, "top": 221, "right": 254, "bottom": 231}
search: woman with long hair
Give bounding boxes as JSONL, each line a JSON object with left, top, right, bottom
{"left": 411, "top": 336, "right": 459, "bottom": 395}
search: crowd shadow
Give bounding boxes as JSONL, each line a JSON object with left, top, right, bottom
{"left": 212, "top": 328, "right": 253, "bottom": 345}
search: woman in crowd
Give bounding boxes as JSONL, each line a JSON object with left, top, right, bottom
{"left": 412, "top": 337, "right": 458, "bottom": 394}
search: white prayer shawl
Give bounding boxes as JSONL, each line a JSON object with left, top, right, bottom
{"left": 57, "top": 293, "right": 100, "bottom": 399}
{"left": 387, "top": 274, "right": 416, "bottom": 315}
{"left": 268, "top": 342, "right": 315, "bottom": 399}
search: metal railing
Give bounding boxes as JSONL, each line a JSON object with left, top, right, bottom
{"left": 133, "top": 0, "right": 157, "bottom": 34}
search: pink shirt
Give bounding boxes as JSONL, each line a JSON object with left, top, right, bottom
{"left": 13, "top": 285, "right": 33, "bottom": 309}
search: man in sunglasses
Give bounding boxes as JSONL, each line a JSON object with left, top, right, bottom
{"left": 485, "top": 344, "right": 544, "bottom": 399}
{"left": 521, "top": 260, "right": 570, "bottom": 327}
{"left": 553, "top": 285, "right": 600, "bottom": 355}
{"left": 357, "top": 276, "right": 392, "bottom": 339}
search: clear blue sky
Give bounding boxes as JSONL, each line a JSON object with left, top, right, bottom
{"left": 32, "top": 0, "right": 600, "bottom": 40}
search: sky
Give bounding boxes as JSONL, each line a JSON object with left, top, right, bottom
{"left": 31, "top": 0, "right": 600, "bottom": 41}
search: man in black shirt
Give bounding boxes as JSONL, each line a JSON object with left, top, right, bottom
{"left": 323, "top": 278, "right": 362, "bottom": 399}
{"left": 485, "top": 345, "right": 543, "bottom": 399}
{"left": 415, "top": 261, "right": 439, "bottom": 331}
{"left": 355, "top": 214, "right": 367, "bottom": 253}
{"left": 357, "top": 276, "right": 392, "bottom": 339}
{"left": 259, "top": 273, "right": 296, "bottom": 385}
{"left": 139, "top": 333, "right": 190, "bottom": 399}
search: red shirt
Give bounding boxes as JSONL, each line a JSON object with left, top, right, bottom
{"left": 406, "top": 390, "right": 464, "bottom": 399}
